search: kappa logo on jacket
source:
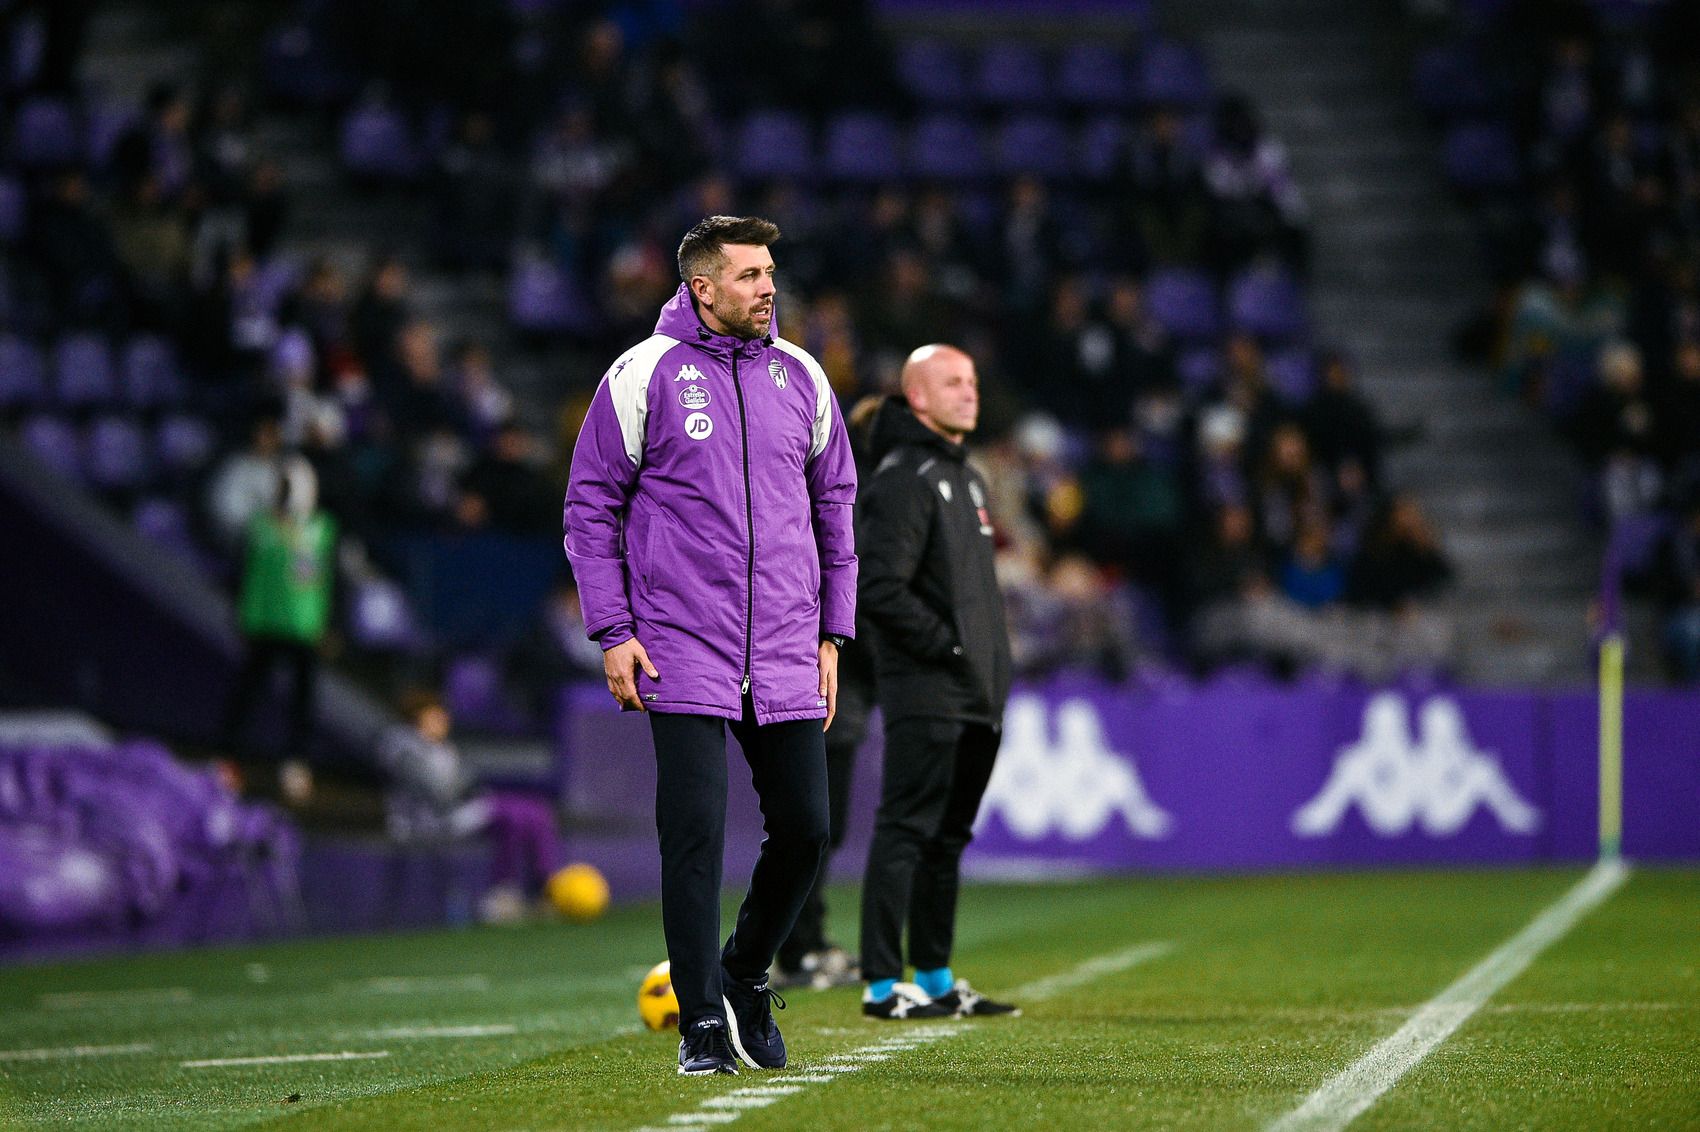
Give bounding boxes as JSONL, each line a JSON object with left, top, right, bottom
{"left": 676, "top": 364, "right": 705, "bottom": 382}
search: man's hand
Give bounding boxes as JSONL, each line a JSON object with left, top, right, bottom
{"left": 604, "top": 638, "right": 659, "bottom": 711}
{"left": 818, "top": 640, "right": 839, "bottom": 732}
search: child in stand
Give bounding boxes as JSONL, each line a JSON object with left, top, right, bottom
{"left": 377, "top": 690, "right": 563, "bottom": 923}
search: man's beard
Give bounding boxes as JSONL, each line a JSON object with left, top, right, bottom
{"left": 710, "top": 298, "right": 769, "bottom": 340}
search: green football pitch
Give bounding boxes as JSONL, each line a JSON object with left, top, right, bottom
{"left": 1, "top": 867, "right": 1695, "bottom": 1131}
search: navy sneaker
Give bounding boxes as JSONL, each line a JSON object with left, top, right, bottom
{"left": 722, "top": 971, "right": 788, "bottom": 1069}
{"left": 861, "top": 982, "right": 953, "bottom": 1020}
{"left": 934, "top": 979, "right": 1020, "bottom": 1018}
{"left": 677, "top": 1015, "right": 738, "bottom": 1076}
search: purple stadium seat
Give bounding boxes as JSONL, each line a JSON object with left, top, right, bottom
{"left": 84, "top": 102, "right": 141, "bottom": 171}
{"left": 1266, "top": 348, "right": 1316, "bottom": 401}
{"left": 1057, "top": 43, "right": 1132, "bottom": 107}
{"left": 1228, "top": 266, "right": 1308, "bottom": 342}
{"left": 133, "top": 497, "right": 200, "bottom": 562}
{"left": 1078, "top": 115, "right": 1128, "bottom": 181}
{"left": 975, "top": 42, "right": 1048, "bottom": 107}
{"left": 445, "top": 653, "right": 529, "bottom": 733}
{"left": 348, "top": 575, "right": 427, "bottom": 651}
{"left": 0, "top": 176, "right": 24, "bottom": 243}
{"left": 1412, "top": 42, "right": 1497, "bottom": 120}
{"left": 896, "top": 39, "right": 968, "bottom": 107}
{"left": 1443, "top": 121, "right": 1521, "bottom": 192}
{"left": 0, "top": 335, "right": 48, "bottom": 411}
{"left": 53, "top": 334, "right": 116, "bottom": 409}
{"left": 994, "top": 113, "right": 1073, "bottom": 178}
{"left": 822, "top": 112, "right": 903, "bottom": 182}
{"left": 20, "top": 415, "right": 82, "bottom": 480}
{"left": 11, "top": 96, "right": 79, "bottom": 169}
{"left": 1145, "top": 268, "right": 1222, "bottom": 342}
{"left": 122, "top": 335, "right": 185, "bottom": 410}
{"left": 84, "top": 416, "right": 152, "bottom": 491}
{"left": 908, "top": 113, "right": 988, "bottom": 181}
{"left": 8, "top": 9, "right": 46, "bottom": 91}
{"left": 509, "top": 255, "right": 597, "bottom": 336}
{"left": 1176, "top": 346, "right": 1222, "bottom": 395}
{"left": 340, "top": 98, "right": 417, "bottom": 180}
{"left": 1136, "top": 39, "right": 1212, "bottom": 108}
{"left": 733, "top": 110, "right": 813, "bottom": 180}
{"left": 154, "top": 414, "right": 216, "bottom": 477}
{"left": 1611, "top": 511, "right": 1673, "bottom": 578}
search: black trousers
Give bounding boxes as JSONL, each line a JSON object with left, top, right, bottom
{"left": 649, "top": 699, "right": 829, "bottom": 1033}
{"left": 219, "top": 634, "right": 319, "bottom": 761}
{"left": 776, "top": 669, "right": 874, "bottom": 969}
{"left": 859, "top": 716, "right": 1000, "bottom": 984}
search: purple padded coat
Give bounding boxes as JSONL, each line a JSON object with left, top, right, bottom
{"left": 564, "top": 284, "right": 858, "bottom": 724}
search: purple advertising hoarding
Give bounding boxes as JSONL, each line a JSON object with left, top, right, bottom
{"left": 555, "top": 680, "right": 1700, "bottom": 901}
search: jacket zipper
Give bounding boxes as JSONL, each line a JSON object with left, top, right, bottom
{"left": 731, "top": 350, "right": 755, "bottom": 697}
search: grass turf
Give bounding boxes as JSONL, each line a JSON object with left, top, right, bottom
{"left": 0, "top": 867, "right": 1694, "bottom": 1130}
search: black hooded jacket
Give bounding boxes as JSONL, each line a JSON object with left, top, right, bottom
{"left": 857, "top": 396, "right": 1011, "bottom": 726}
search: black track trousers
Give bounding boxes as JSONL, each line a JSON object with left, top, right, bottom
{"left": 649, "top": 698, "right": 829, "bottom": 1032}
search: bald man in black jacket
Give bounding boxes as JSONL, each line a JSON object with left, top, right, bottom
{"left": 856, "top": 344, "right": 1018, "bottom": 1022}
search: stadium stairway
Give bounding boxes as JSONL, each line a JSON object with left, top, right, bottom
{"left": 1166, "top": 0, "right": 1607, "bottom": 686}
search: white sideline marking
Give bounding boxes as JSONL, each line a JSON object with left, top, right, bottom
{"left": 635, "top": 1026, "right": 961, "bottom": 1132}
{"left": 352, "top": 975, "right": 490, "bottom": 995}
{"left": 1009, "top": 940, "right": 1174, "bottom": 1002}
{"left": 367, "top": 1024, "right": 517, "bottom": 1039}
{"left": 39, "top": 987, "right": 193, "bottom": 1010}
{"left": 0, "top": 1043, "right": 154, "bottom": 1061}
{"left": 1268, "top": 860, "right": 1631, "bottom": 1132}
{"left": 182, "top": 1050, "right": 392, "bottom": 1069}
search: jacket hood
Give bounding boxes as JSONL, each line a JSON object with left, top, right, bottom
{"left": 654, "top": 283, "right": 775, "bottom": 359}
{"left": 868, "top": 394, "right": 965, "bottom": 462}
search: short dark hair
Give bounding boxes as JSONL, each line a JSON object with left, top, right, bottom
{"left": 677, "top": 215, "right": 781, "bottom": 282}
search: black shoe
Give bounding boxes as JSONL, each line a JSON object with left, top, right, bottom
{"left": 772, "top": 945, "right": 861, "bottom": 991}
{"left": 677, "top": 1015, "right": 738, "bottom": 1076}
{"left": 721, "top": 971, "right": 787, "bottom": 1069}
{"left": 861, "top": 982, "right": 954, "bottom": 1020}
{"left": 933, "top": 979, "right": 1020, "bottom": 1018}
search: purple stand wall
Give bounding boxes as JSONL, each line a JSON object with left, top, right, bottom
{"left": 556, "top": 678, "right": 1700, "bottom": 902}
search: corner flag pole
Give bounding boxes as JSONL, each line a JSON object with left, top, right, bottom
{"left": 1597, "top": 531, "right": 1625, "bottom": 861}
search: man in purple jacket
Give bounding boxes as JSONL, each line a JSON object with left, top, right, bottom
{"left": 564, "top": 216, "right": 858, "bottom": 1076}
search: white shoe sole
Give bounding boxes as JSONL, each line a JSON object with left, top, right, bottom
{"left": 721, "top": 994, "right": 763, "bottom": 1070}
{"left": 678, "top": 1061, "right": 737, "bottom": 1076}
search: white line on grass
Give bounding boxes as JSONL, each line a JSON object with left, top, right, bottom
{"left": 0, "top": 1043, "right": 154, "bottom": 1061}
{"left": 1008, "top": 940, "right": 1174, "bottom": 1002}
{"left": 1267, "top": 859, "right": 1631, "bottom": 1132}
{"left": 38, "top": 987, "right": 193, "bottom": 1010}
{"left": 365, "top": 1024, "right": 518, "bottom": 1039}
{"left": 182, "top": 1050, "right": 392, "bottom": 1069}
{"left": 350, "top": 975, "right": 490, "bottom": 995}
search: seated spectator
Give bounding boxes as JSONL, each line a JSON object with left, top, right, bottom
{"left": 1280, "top": 517, "right": 1347, "bottom": 610}
{"left": 1347, "top": 495, "right": 1455, "bottom": 612}
{"left": 1074, "top": 427, "right": 1183, "bottom": 597}
{"left": 506, "top": 581, "right": 608, "bottom": 715}
{"left": 1571, "top": 339, "right": 1661, "bottom": 520}
{"left": 1657, "top": 502, "right": 1700, "bottom": 680}
{"left": 1204, "top": 94, "right": 1307, "bottom": 271}
{"left": 376, "top": 690, "right": 565, "bottom": 924}
{"left": 1254, "top": 421, "right": 1327, "bottom": 554}
{"left": 1303, "top": 351, "right": 1384, "bottom": 487}
{"left": 455, "top": 422, "right": 556, "bottom": 535}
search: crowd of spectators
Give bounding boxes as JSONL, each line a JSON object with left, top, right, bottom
{"left": 1418, "top": 0, "right": 1700, "bottom": 678}
{"left": 1, "top": 0, "right": 1473, "bottom": 712}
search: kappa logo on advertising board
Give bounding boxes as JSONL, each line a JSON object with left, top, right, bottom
{"left": 678, "top": 384, "right": 710, "bottom": 410}
{"left": 768, "top": 360, "right": 787, "bottom": 389}
{"left": 676, "top": 364, "right": 705, "bottom": 383}
{"left": 1291, "top": 693, "right": 1541, "bottom": 839}
{"left": 978, "top": 696, "right": 1174, "bottom": 841}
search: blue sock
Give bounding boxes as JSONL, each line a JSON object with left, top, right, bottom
{"left": 867, "top": 978, "right": 897, "bottom": 1002}
{"left": 915, "top": 967, "right": 954, "bottom": 999}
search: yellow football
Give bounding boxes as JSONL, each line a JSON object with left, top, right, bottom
{"left": 638, "top": 959, "right": 680, "bottom": 1032}
{"left": 546, "top": 863, "right": 610, "bottom": 922}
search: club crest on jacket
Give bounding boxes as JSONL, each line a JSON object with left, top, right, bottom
{"left": 768, "top": 361, "right": 788, "bottom": 389}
